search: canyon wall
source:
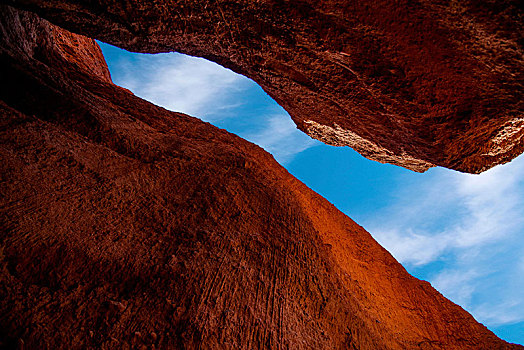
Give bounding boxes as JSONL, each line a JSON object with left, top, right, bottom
{"left": 5, "top": 0, "right": 524, "bottom": 173}
{"left": 0, "top": 5, "right": 522, "bottom": 349}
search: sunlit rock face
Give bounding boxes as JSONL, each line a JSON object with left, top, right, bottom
{"left": 6, "top": 0, "right": 524, "bottom": 173}
{"left": 0, "top": 5, "right": 522, "bottom": 349}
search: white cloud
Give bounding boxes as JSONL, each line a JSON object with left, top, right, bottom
{"left": 365, "top": 155, "right": 524, "bottom": 328}
{"left": 371, "top": 228, "right": 450, "bottom": 266}
{"left": 431, "top": 269, "right": 480, "bottom": 306}
{"left": 473, "top": 300, "right": 524, "bottom": 326}
{"left": 244, "top": 115, "right": 318, "bottom": 164}
{"left": 113, "top": 53, "right": 249, "bottom": 121}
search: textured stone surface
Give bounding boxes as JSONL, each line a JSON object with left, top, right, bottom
{"left": 1, "top": 5, "right": 522, "bottom": 349}
{"left": 6, "top": 0, "right": 524, "bottom": 173}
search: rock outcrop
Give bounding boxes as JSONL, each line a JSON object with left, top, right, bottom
{"left": 0, "top": 5, "right": 522, "bottom": 349}
{"left": 5, "top": 0, "right": 524, "bottom": 173}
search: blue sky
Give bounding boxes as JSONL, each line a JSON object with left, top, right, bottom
{"left": 100, "top": 42, "right": 524, "bottom": 345}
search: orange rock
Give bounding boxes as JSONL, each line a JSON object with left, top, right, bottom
{"left": 0, "top": 5, "right": 522, "bottom": 349}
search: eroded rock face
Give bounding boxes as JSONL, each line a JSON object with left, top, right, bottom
{"left": 0, "top": 5, "right": 522, "bottom": 349}
{"left": 6, "top": 0, "right": 524, "bottom": 173}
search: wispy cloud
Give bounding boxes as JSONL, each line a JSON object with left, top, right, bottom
{"left": 364, "top": 155, "right": 524, "bottom": 329}
{"left": 244, "top": 115, "right": 319, "bottom": 164}
{"left": 111, "top": 52, "right": 249, "bottom": 121}
{"left": 431, "top": 269, "right": 480, "bottom": 306}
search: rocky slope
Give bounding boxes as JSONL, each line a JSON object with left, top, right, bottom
{"left": 5, "top": 0, "right": 524, "bottom": 173}
{"left": 0, "top": 5, "right": 522, "bottom": 349}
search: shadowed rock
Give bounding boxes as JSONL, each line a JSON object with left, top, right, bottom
{"left": 5, "top": 0, "right": 524, "bottom": 173}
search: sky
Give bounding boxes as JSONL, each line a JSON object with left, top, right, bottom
{"left": 100, "top": 42, "right": 524, "bottom": 345}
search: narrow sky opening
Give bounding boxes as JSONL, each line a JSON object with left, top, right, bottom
{"left": 99, "top": 41, "right": 524, "bottom": 345}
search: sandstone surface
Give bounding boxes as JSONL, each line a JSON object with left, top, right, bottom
{"left": 6, "top": 0, "right": 524, "bottom": 172}
{"left": 0, "top": 5, "right": 522, "bottom": 349}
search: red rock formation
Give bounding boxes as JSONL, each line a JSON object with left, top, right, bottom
{"left": 0, "top": 5, "right": 522, "bottom": 349}
{"left": 5, "top": 0, "right": 524, "bottom": 173}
